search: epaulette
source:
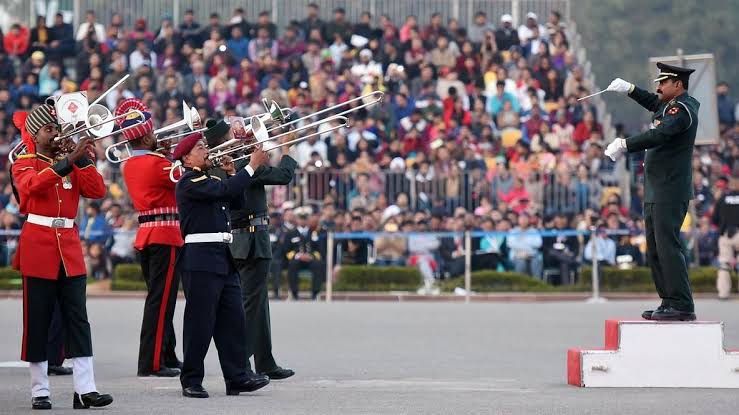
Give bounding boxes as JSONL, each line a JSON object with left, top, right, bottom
{"left": 16, "top": 154, "right": 37, "bottom": 160}
{"left": 147, "top": 152, "right": 166, "bottom": 158}
{"left": 190, "top": 176, "right": 207, "bottom": 183}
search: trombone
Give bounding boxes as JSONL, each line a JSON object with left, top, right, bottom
{"left": 105, "top": 101, "right": 201, "bottom": 163}
{"left": 209, "top": 115, "right": 347, "bottom": 162}
{"left": 168, "top": 116, "right": 350, "bottom": 183}
{"left": 206, "top": 91, "right": 383, "bottom": 163}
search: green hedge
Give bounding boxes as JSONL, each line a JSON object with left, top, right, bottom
{"left": 0, "top": 267, "right": 21, "bottom": 280}
{"left": 335, "top": 266, "right": 421, "bottom": 291}
{"left": 111, "top": 263, "right": 312, "bottom": 292}
{"left": 108, "top": 263, "right": 734, "bottom": 294}
{"left": 441, "top": 271, "right": 554, "bottom": 292}
{"left": 578, "top": 266, "right": 734, "bottom": 293}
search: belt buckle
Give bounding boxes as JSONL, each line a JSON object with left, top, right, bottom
{"left": 249, "top": 225, "right": 255, "bottom": 233}
{"left": 51, "top": 218, "right": 66, "bottom": 228}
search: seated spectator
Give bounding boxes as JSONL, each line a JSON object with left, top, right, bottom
{"left": 109, "top": 218, "right": 137, "bottom": 268}
{"left": 507, "top": 213, "right": 543, "bottom": 278}
{"left": 374, "top": 217, "right": 407, "bottom": 266}
{"left": 285, "top": 211, "right": 325, "bottom": 300}
{"left": 4, "top": 23, "right": 30, "bottom": 58}
{"left": 473, "top": 217, "right": 509, "bottom": 271}
{"left": 80, "top": 202, "right": 113, "bottom": 248}
{"left": 347, "top": 173, "right": 379, "bottom": 212}
{"left": 584, "top": 226, "right": 617, "bottom": 276}
{"left": 615, "top": 233, "right": 644, "bottom": 269}
{"left": 488, "top": 80, "right": 520, "bottom": 116}
{"left": 429, "top": 35, "right": 458, "bottom": 69}
{"left": 439, "top": 217, "right": 466, "bottom": 278}
{"left": 542, "top": 214, "right": 580, "bottom": 284}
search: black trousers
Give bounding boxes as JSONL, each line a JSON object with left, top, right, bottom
{"left": 270, "top": 259, "right": 284, "bottom": 299}
{"left": 287, "top": 259, "right": 324, "bottom": 300}
{"left": 644, "top": 202, "right": 694, "bottom": 311}
{"left": 138, "top": 244, "right": 180, "bottom": 373}
{"left": 235, "top": 258, "right": 277, "bottom": 373}
{"left": 46, "top": 301, "right": 65, "bottom": 366}
{"left": 22, "top": 266, "right": 92, "bottom": 362}
{"left": 180, "top": 269, "right": 249, "bottom": 388}
{"left": 546, "top": 249, "right": 580, "bottom": 285}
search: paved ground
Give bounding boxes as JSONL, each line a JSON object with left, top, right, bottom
{"left": 0, "top": 298, "right": 738, "bottom": 414}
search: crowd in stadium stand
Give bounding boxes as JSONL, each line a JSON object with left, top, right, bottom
{"left": 0, "top": 4, "right": 736, "bottom": 288}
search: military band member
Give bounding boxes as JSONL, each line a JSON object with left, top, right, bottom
{"left": 115, "top": 98, "right": 183, "bottom": 377}
{"left": 604, "top": 62, "right": 699, "bottom": 321}
{"left": 173, "top": 132, "right": 271, "bottom": 398}
{"left": 204, "top": 119, "right": 295, "bottom": 380}
{"left": 11, "top": 106, "right": 113, "bottom": 409}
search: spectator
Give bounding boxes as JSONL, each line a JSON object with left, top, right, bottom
{"left": 278, "top": 25, "right": 306, "bottom": 60}
{"left": 179, "top": 9, "right": 202, "bottom": 46}
{"left": 507, "top": 213, "right": 543, "bottom": 278}
{"left": 429, "top": 35, "right": 459, "bottom": 69}
{"left": 584, "top": 227, "right": 617, "bottom": 276}
{"left": 75, "top": 10, "right": 106, "bottom": 42}
{"left": 542, "top": 214, "right": 580, "bottom": 284}
{"left": 488, "top": 80, "right": 520, "bottom": 116}
{"left": 518, "top": 12, "right": 547, "bottom": 44}
{"left": 248, "top": 26, "right": 278, "bottom": 62}
{"left": 573, "top": 111, "right": 601, "bottom": 146}
{"left": 47, "top": 13, "right": 75, "bottom": 61}
{"left": 717, "top": 81, "right": 735, "bottom": 127}
{"left": 495, "top": 14, "right": 520, "bottom": 51}
{"left": 3, "top": 23, "right": 30, "bottom": 58}
{"left": 325, "top": 7, "right": 352, "bottom": 43}
{"left": 252, "top": 11, "right": 278, "bottom": 39}
{"left": 80, "top": 201, "right": 113, "bottom": 246}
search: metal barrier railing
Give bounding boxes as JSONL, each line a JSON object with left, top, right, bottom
{"left": 328, "top": 228, "right": 631, "bottom": 303}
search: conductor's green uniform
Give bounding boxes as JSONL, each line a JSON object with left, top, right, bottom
{"left": 625, "top": 69, "right": 700, "bottom": 313}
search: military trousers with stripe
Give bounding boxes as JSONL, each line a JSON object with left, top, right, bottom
{"left": 138, "top": 244, "right": 181, "bottom": 373}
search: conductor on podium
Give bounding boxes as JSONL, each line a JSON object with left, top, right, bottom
{"left": 603, "top": 62, "right": 699, "bottom": 321}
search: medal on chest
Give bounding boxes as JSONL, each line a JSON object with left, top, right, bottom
{"left": 62, "top": 176, "right": 73, "bottom": 190}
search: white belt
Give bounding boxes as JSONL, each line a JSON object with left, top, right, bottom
{"left": 184, "top": 232, "right": 233, "bottom": 244}
{"left": 26, "top": 213, "right": 75, "bottom": 229}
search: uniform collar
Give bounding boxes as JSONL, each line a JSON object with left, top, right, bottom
{"left": 34, "top": 152, "right": 55, "bottom": 164}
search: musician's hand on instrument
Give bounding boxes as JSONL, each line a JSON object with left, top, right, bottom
{"left": 248, "top": 147, "right": 269, "bottom": 170}
{"left": 280, "top": 131, "right": 297, "bottom": 150}
{"left": 220, "top": 155, "right": 236, "bottom": 175}
{"left": 69, "top": 136, "right": 94, "bottom": 163}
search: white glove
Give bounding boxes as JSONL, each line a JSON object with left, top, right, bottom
{"left": 606, "top": 78, "right": 634, "bottom": 94}
{"left": 604, "top": 138, "right": 627, "bottom": 161}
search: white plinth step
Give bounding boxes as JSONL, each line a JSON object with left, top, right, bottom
{"left": 568, "top": 319, "right": 739, "bottom": 388}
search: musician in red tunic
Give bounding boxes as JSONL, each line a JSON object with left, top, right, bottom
{"left": 11, "top": 105, "right": 113, "bottom": 410}
{"left": 115, "top": 98, "right": 184, "bottom": 377}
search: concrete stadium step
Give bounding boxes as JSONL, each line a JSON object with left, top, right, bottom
{"left": 568, "top": 319, "right": 739, "bottom": 388}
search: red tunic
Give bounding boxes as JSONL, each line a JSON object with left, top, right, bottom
{"left": 122, "top": 151, "right": 184, "bottom": 250}
{"left": 11, "top": 154, "right": 106, "bottom": 279}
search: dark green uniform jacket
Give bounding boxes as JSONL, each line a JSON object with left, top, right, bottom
{"left": 625, "top": 87, "right": 700, "bottom": 203}
{"left": 230, "top": 155, "right": 298, "bottom": 260}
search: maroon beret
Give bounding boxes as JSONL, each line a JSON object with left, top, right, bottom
{"left": 172, "top": 133, "right": 204, "bottom": 160}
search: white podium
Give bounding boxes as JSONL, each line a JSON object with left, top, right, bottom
{"left": 568, "top": 319, "right": 739, "bottom": 388}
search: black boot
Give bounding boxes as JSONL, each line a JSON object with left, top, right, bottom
{"left": 225, "top": 374, "right": 270, "bottom": 395}
{"left": 137, "top": 366, "right": 180, "bottom": 377}
{"left": 48, "top": 365, "right": 73, "bottom": 376}
{"left": 260, "top": 367, "right": 295, "bottom": 380}
{"left": 642, "top": 304, "right": 668, "bottom": 320}
{"left": 182, "top": 385, "right": 209, "bottom": 398}
{"left": 73, "top": 392, "right": 113, "bottom": 409}
{"left": 32, "top": 396, "right": 51, "bottom": 410}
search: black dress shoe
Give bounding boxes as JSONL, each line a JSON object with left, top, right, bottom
{"left": 261, "top": 367, "right": 295, "bottom": 380}
{"left": 641, "top": 305, "right": 668, "bottom": 320}
{"left": 73, "top": 392, "right": 113, "bottom": 409}
{"left": 225, "top": 375, "right": 270, "bottom": 395}
{"left": 137, "top": 366, "right": 180, "bottom": 377}
{"left": 32, "top": 396, "right": 51, "bottom": 410}
{"left": 48, "top": 365, "right": 73, "bottom": 376}
{"left": 651, "top": 307, "right": 697, "bottom": 321}
{"left": 165, "top": 359, "right": 183, "bottom": 370}
{"left": 182, "top": 385, "right": 209, "bottom": 398}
